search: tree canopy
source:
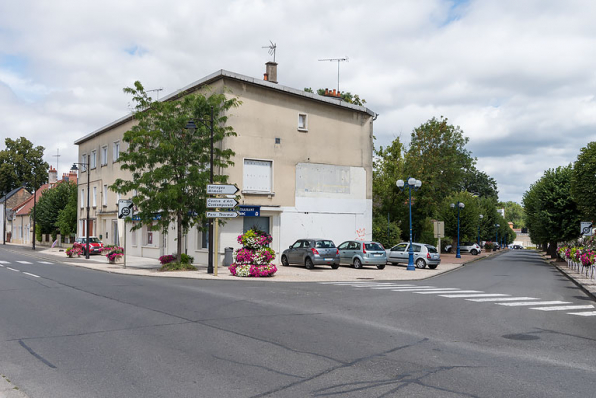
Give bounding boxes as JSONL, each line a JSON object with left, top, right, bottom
{"left": 110, "top": 81, "right": 240, "bottom": 263}
{"left": 0, "top": 137, "right": 48, "bottom": 193}
{"left": 35, "top": 181, "right": 78, "bottom": 239}
{"left": 571, "top": 141, "right": 596, "bottom": 221}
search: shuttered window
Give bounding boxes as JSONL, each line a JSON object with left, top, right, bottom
{"left": 243, "top": 159, "right": 272, "bottom": 193}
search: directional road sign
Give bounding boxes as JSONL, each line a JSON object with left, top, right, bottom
{"left": 118, "top": 199, "right": 134, "bottom": 219}
{"left": 207, "top": 184, "right": 239, "bottom": 195}
{"left": 207, "top": 198, "right": 239, "bottom": 208}
{"left": 206, "top": 211, "right": 238, "bottom": 218}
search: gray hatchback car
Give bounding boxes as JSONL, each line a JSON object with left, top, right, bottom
{"left": 386, "top": 242, "right": 441, "bottom": 269}
{"left": 338, "top": 240, "right": 386, "bottom": 269}
{"left": 281, "top": 239, "right": 340, "bottom": 269}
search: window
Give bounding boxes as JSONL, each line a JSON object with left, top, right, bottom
{"left": 113, "top": 141, "right": 120, "bottom": 161}
{"left": 298, "top": 113, "right": 308, "bottom": 131}
{"left": 131, "top": 224, "right": 137, "bottom": 246}
{"left": 81, "top": 154, "right": 87, "bottom": 171}
{"left": 243, "top": 216, "right": 270, "bottom": 235}
{"left": 243, "top": 159, "right": 272, "bottom": 193}
{"left": 144, "top": 223, "right": 157, "bottom": 246}
{"left": 92, "top": 187, "right": 97, "bottom": 207}
{"left": 101, "top": 146, "right": 108, "bottom": 166}
{"left": 81, "top": 189, "right": 85, "bottom": 208}
{"left": 197, "top": 223, "right": 209, "bottom": 249}
{"left": 103, "top": 185, "right": 108, "bottom": 206}
{"left": 90, "top": 150, "right": 97, "bottom": 169}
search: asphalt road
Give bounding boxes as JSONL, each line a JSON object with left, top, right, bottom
{"left": 0, "top": 246, "right": 595, "bottom": 397}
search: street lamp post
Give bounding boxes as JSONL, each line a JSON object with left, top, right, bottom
{"left": 477, "top": 214, "right": 483, "bottom": 245}
{"left": 495, "top": 224, "right": 500, "bottom": 250}
{"left": 2, "top": 191, "right": 6, "bottom": 245}
{"left": 450, "top": 202, "right": 465, "bottom": 259}
{"left": 396, "top": 177, "right": 422, "bottom": 271}
{"left": 71, "top": 156, "right": 91, "bottom": 259}
{"left": 186, "top": 106, "right": 215, "bottom": 274}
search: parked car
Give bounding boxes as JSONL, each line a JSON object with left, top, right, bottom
{"left": 75, "top": 236, "right": 104, "bottom": 255}
{"left": 386, "top": 242, "right": 441, "bottom": 269}
{"left": 445, "top": 242, "right": 482, "bottom": 255}
{"left": 337, "top": 240, "right": 386, "bottom": 269}
{"left": 510, "top": 244, "right": 523, "bottom": 250}
{"left": 281, "top": 239, "right": 340, "bottom": 269}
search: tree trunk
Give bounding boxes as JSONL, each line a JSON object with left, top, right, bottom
{"left": 177, "top": 214, "right": 182, "bottom": 263}
{"left": 548, "top": 241, "right": 558, "bottom": 258}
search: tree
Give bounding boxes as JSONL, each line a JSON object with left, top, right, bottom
{"left": 56, "top": 183, "right": 78, "bottom": 237}
{"left": 498, "top": 201, "right": 525, "bottom": 229}
{"left": 111, "top": 81, "right": 240, "bottom": 263}
{"left": 571, "top": 141, "right": 596, "bottom": 221}
{"left": 0, "top": 137, "right": 49, "bottom": 193}
{"left": 523, "top": 165, "right": 581, "bottom": 257}
{"left": 35, "top": 181, "right": 77, "bottom": 238}
{"left": 438, "top": 191, "right": 481, "bottom": 247}
{"left": 460, "top": 166, "right": 499, "bottom": 203}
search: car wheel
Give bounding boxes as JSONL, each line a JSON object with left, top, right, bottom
{"left": 391, "top": 262, "right": 398, "bottom": 265}
{"left": 331, "top": 263, "right": 339, "bottom": 269}
{"left": 377, "top": 264, "right": 386, "bottom": 270}
{"left": 471, "top": 249, "right": 478, "bottom": 255}
{"left": 415, "top": 258, "right": 426, "bottom": 269}
{"left": 281, "top": 255, "right": 289, "bottom": 266}
{"left": 428, "top": 264, "right": 438, "bottom": 269}
{"left": 353, "top": 258, "right": 363, "bottom": 269}
{"left": 305, "top": 257, "right": 314, "bottom": 269}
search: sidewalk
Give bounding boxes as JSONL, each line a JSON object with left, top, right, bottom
{"left": 3, "top": 243, "right": 499, "bottom": 282}
{"left": 541, "top": 253, "right": 596, "bottom": 300}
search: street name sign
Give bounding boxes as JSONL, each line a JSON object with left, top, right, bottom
{"left": 237, "top": 206, "right": 261, "bottom": 217}
{"left": 207, "top": 184, "right": 239, "bottom": 195}
{"left": 207, "top": 198, "right": 239, "bottom": 208}
{"left": 206, "top": 211, "right": 238, "bottom": 218}
{"left": 118, "top": 199, "right": 134, "bottom": 219}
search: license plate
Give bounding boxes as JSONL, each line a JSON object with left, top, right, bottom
{"left": 374, "top": 254, "right": 382, "bottom": 257}
{"left": 325, "top": 258, "right": 333, "bottom": 261}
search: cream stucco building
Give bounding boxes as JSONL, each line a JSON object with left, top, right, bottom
{"left": 74, "top": 64, "right": 376, "bottom": 265}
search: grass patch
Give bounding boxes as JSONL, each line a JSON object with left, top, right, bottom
{"left": 159, "top": 262, "right": 197, "bottom": 272}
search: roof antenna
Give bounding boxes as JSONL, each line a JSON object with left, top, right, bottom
{"left": 262, "top": 41, "right": 277, "bottom": 62}
{"left": 318, "top": 56, "right": 349, "bottom": 93}
{"left": 147, "top": 87, "right": 163, "bottom": 100}
{"left": 52, "top": 148, "right": 61, "bottom": 175}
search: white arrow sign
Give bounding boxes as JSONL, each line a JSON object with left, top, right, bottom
{"left": 206, "top": 211, "right": 238, "bottom": 218}
{"left": 207, "top": 198, "right": 239, "bottom": 208}
{"left": 207, "top": 184, "right": 239, "bottom": 195}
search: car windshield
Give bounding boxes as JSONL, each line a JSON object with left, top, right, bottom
{"left": 365, "top": 243, "right": 384, "bottom": 251}
{"left": 88, "top": 237, "right": 101, "bottom": 243}
{"left": 425, "top": 245, "right": 438, "bottom": 253}
{"left": 315, "top": 240, "right": 335, "bottom": 248}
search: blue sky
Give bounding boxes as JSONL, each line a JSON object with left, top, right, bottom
{"left": 0, "top": 0, "right": 595, "bottom": 203}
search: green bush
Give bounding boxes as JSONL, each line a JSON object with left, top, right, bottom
{"left": 159, "top": 262, "right": 197, "bottom": 272}
{"left": 180, "top": 253, "right": 194, "bottom": 264}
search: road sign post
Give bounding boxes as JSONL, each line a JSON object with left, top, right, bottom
{"left": 207, "top": 184, "right": 239, "bottom": 195}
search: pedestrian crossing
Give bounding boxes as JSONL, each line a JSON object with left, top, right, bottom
{"left": 0, "top": 260, "right": 54, "bottom": 278}
{"left": 319, "top": 281, "right": 596, "bottom": 317}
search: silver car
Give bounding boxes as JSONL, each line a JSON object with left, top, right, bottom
{"left": 386, "top": 242, "right": 441, "bottom": 269}
{"left": 281, "top": 239, "right": 340, "bottom": 269}
{"left": 337, "top": 240, "right": 386, "bottom": 269}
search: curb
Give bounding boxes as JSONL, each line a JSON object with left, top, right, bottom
{"left": 0, "top": 375, "right": 27, "bottom": 398}
{"left": 547, "top": 258, "right": 596, "bottom": 302}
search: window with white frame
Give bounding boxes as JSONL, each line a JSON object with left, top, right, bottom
{"left": 81, "top": 154, "right": 87, "bottom": 171}
{"left": 131, "top": 224, "right": 137, "bottom": 246}
{"left": 143, "top": 223, "right": 157, "bottom": 246}
{"left": 81, "top": 189, "right": 85, "bottom": 208}
{"left": 90, "top": 150, "right": 97, "bottom": 169}
{"left": 197, "top": 223, "right": 209, "bottom": 249}
{"left": 101, "top": 146, "right": 108, "bottom": 166}
{"left": 243, "top": 159, "right": 272, "bottom": 193}
{"left": 92, "top": 187, "right": 97, "bottom": 207}
{"left": 298, "top": 113, "right": 308, "bottom": 131}
{"left": 103, "top": 185, "right": 108, "bottom": 206}
{"left": 113, "top": 141, "right": 120, "bottom": 161}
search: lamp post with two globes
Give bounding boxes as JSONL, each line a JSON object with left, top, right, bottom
{"left": 450, "top": 202, "right": 465, "bottom": 259}
{"left": 396, "top": 177, "right": 422, "bottom": 271}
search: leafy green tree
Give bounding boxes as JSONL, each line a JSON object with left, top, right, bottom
{"left": 438, "top": 191, "right": 481, "bottom": 247}
{"left": 523, "top": 165, "right": 581, "bottom": 257}
{"left": 571, "top": 141, "right": 596, "bottom": 221}
{"left": 35, "top": 181, "right": 77, "bottom": 235}
{"left": 498, "top": 201, "right": 525, "bottom": 229}
{"left": 461, "top": 166, "right": 499, "bottom": 203}
{"left": 111, "top": 81, "right": 240, "bottom": 263}
{"left": 372, "top": 215, "right": 401, "bottom": 248}
{"left": 0, "top": 137, "right": 48, "bottom": 193}
{"left": 56, "top": 183, "right": 78, "bottom": 238}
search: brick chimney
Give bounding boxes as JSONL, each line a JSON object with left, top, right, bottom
{"left": 265, "top": 61, "right": 278, "bottom": 84}
{"left": 48, "top": 166, "right": 57, "bottom": 185}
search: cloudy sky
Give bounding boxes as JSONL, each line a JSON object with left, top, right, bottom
{"left": 1, "top": 0, "right": 595, "bottom": 203}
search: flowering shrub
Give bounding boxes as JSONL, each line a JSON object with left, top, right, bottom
{"left": 159, "top": 255, "right": 176, "bottom": 265}
{"left": 484, "top": 241, "right": 494, "bottom": 250}
{"left": 102, "top": 246, "right": 124, "bottom": 262}
{"left": 229, "top": 229, "right": 277, "bottom": 277}
{"left": 66, "top": 243, "right": 83, "bottom": 257}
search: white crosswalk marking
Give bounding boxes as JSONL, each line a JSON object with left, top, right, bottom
{"left": 497, "top": 301, "right": 570, "bottom": 307}
{"left": 0, "top": 260, "right": 8, "bottom": 264}
{"left": 390, "top": 287, "right": 443, "bottom": 292}
{"left": 22, "top": 272, "right": 40, "bottom": 278}
{"left": 568, "top": 311, "right": 596, "bottom": 316}
{"left": 440, "top": 293, "right": 510, "bottom": 298}
{"left": 38, "top": 261, "right": 53, "bottom": 264}
{"left": 0, "top": 264, "right": 4, "bottom": 267}
{"left": 370, "top": 285, "right": 421, "bottom": 289}
{"left": 7, "top": 267, "right": 19, "bottom": 272}
{"left": 467, "top": 297, "right": 538, "bottom": 302}
{"left": 416, "top": 290, "right": 482, "bottom": 295}
{"left": 16, "top": 261, "right": 32, "bottom": 264}
{"left": 531, "top": 305, "right": 595, "bottom": 311}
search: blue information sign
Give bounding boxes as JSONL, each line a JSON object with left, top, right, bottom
{"left": 237, "top": 206, "right": 261, "bottom": 217}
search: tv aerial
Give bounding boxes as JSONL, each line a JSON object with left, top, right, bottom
{"left": 262, "top": 41, "right": 277, "bottom": 62}
{"left": 318, "top": 56, "right": 349, "bottom": 93}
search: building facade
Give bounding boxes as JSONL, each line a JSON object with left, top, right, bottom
{"left": 74, "top": 65, "right": 376, "bottom": 265}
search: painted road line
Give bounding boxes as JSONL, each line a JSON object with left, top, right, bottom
{"left": 440, "top": 293, "right": 510, "bottom": 298}
{"left": 568, "top": 311, "right": 596, "bottom": 316}
{"left": 0, "top": 264, "right": 4, "bottom": 267}
{"left": 415, "top": 290, "right": 483, "bottom": 295}
{"left": 497, "top": 301, "right": 570, "bottom": 307}
{"left": 390, "top": 287, "right": 442, "bottom": 292}
{"left": 371, "top": 285, "right": 424, "bottom": 290}
{"left": 466, "top": 297, "right": 539, "bottom": 302}
{"left": 16, "top": 261, "right": 32, "bottom": 264}
{"left": 531, "top": 305, "right": 595, "bottom": 311}
{"left": 38, "top": 261, "right": 53, "bottom": 264}
{"left": 22, "top": 272, "right": 40, "bottom": 278}
{"left": 6, "top": 267, "right": 19, "bottom": 272}
{"left": 0, "top": 260, "right": 9, "bottom": 264}
{"left": 354, "top": 284, "right": 412, "bottom": 288}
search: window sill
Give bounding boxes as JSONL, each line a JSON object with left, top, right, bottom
{"left": 298, "top": 128, "right": 308, "bottom": 132}
{"left": 242, "top": 191, "right": 275, "bottom": 196}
